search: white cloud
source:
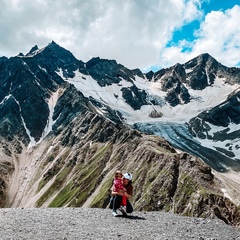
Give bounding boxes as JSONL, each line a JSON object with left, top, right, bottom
{"left": 161, "top": 5, "right": 240, "bottom": 67}
{"left": 0, "top": 0, "right": 204, "bottom": 70}
{"left": 1, "top": 0, "right": 239, "bottom": 70}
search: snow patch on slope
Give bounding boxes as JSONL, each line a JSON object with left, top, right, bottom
{"left": 0, "top": 95, "right": 11, "bottom": 105}
{"left": 195, "top": 122, "right": 240, "bottom": 161}
{"left": 37, "top": 89, "right": 62, "bottom": 144}
{"left": 17, "top": 47, "right": 46, "bottom": 58}
{"left": 57, "top": 70, "right": 239, "bottom": 126}
{"left": 221, "top": 188, "right": 233, "bottom": 201}
{"left": 57, "top": 70, "right": 146, "bottom": 121}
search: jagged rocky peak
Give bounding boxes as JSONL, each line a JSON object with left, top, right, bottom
{"left": 132, "top": 68, "right": 145, "bottom": 78}
{"left": 183, "top": 53, "right": 240, "bottom": 88}
{"left": 22, "top": 41, "right": 79, "bottom": 67}
{"left": 27, "top": 45, "right": 39, "bottom": 55}
{"left": 17, "top": 53, "right": 24, "bottom": 57}
{"left": 149, "top": 63, "right": 190, "bottom": 106}
{"left": 23, "top": 41, "right": 82, "bottom": 79}
{"left": 165, "top": 63, "right": 187, "bottom": 84}
{"left": 151, "top": 63, "right": 187, "bottom": 89}
{"left": 182, "top": 53, "right": 219, "bottom": 90}
{"left": 145, "top": 70, "right": 154, "bottom": 80}
{"left": 184, "top": 53, "right": 218, "bottom": 69}
{"left": 150, "top": 53, "right": 219, "bottom": 87}
{"left": 0, "top": 56, "right": 8, "bottom": 66}
{"left": 44, "top": 41, "right": 79, "bottom": 64}
{"left": 45, "top": 41, "right": 67, "bottom": 53}
{"left": 84, "top": 57, "right": 137, "bottom": 86}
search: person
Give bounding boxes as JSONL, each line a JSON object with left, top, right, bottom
{"left": 110, "top": 172, "right": 133, "bottom": 217}
{"left": 112, "top": 170, "right": 127, "bottom": 211}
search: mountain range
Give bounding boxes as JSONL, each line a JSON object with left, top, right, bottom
{"left": 0, "top": 41, "right": 239, "bottom": 226}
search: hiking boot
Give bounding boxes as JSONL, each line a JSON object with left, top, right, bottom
{"left": 119, "top": 206, "right": 127, "bottom": 216}
{"left": 112, "top": 210, "right": 118, "bottom": 217}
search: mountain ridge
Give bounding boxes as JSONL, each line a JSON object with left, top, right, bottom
{"left": 0, "top": 42, "right": 240, "bottom": 226}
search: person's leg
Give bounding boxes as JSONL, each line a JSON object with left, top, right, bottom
{"left": 109, "top": 197, "right": 113, "bottom": 209}
{"left": 112, "top": 195, "right": 122, "bottom": 210}
{"left": 126, "top": 200, "right": 133, "bottom": 213}
{"left": 121, "top": 195, "right": 127, "bottom": 206}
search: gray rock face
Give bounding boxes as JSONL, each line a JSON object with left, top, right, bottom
{"left": 84, "top": 57, "right": 135, "bottom": 86}
{"left": 153, "top": 64, "right": 191, "bottom": 106}
{"left": 184, "top": 53, "right": 218, "bottom": 89}
{"left": 190, "top": 91, "right": 240, "bottom": 128}
{"left": 186, "top": 90, "right": 240, "bottom": 171}
{"left": 121, "top": 85, "right": 148, "bottom": 110}
{"left": 27, "top": 45, "right": 39, "bottom": 55}
{"left": 0, "top": 42, "right": 126, "bottom": 145}
{"left": 0, "top": 96, "right": 28, "bottom": 144}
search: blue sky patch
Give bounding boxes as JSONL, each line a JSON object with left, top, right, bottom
{"left": 167, "top": 0, "right": 240, "bottom": 49}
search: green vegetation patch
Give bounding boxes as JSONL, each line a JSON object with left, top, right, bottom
{"left": 90, "top": 176, "right": 113, "bottom": 208}
{"left": 47, "top": 144, "right": 111, "bottom": 207}
{"left": 36, "top": 167, "right": 71, "bottom": 207}
{"left": 48, "top": 181, "right": 80, "bottom": 207}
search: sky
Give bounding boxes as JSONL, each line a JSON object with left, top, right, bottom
{"left": 0, "top": 0, "right": 240, "bottom": 71}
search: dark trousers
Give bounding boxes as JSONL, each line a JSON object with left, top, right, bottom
{"left": 109, "top": 195, "right": 133, "bottom": 213}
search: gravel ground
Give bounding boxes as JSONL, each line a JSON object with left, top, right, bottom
{"left": 0, "top": 208, "right": 239, "bottom": 240}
